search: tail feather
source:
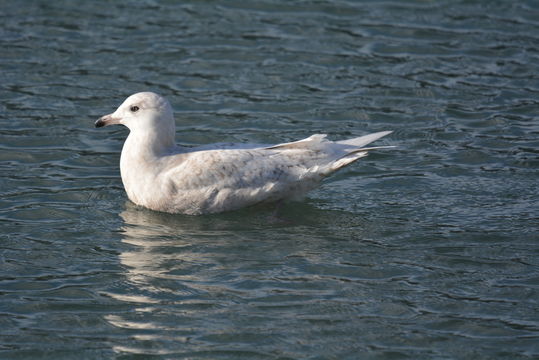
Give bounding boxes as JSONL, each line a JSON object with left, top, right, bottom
{"left": 323, "top": 131, "right": 394, "bottom": 175}
{"left": 323, "top": 152, "right": 369, "bottom": 175}
{"left": 265, "top": 130, "right": 394, "bottom": 177}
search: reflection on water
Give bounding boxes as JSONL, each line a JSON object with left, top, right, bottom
{"left": 104, "top": 204, "right": 383, "bottom": 356}
{"left": 108, "top": 201, "right": 371, "bottom": 305}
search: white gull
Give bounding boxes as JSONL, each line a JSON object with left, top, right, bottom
{"left": 95, "top": 92, "right": 393, "bottom": 215}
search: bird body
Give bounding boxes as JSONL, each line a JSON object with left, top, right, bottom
{"left": 96, "top": 92, "right": 393, "bottom": 215}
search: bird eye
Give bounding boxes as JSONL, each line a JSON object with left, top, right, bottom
{"left": 130, "top": 106, "right": 140, "bottom": 112}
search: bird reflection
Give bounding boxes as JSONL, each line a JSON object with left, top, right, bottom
{"left": 103, "top": 202, "right": 268, "bottom": 337}
{"left": 104, "top": 201, "right": 368, "bottom": 355}
{"left": 113, "top": 202, "right": 247, "bottom": 291}
{"left": 104, "top": 202, "right": 300, "bottom": 305}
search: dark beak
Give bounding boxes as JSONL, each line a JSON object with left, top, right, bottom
{"left": 95, "top": 114, "right": 120, "bottom": 128}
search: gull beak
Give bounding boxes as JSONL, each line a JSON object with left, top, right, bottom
{"left": 95, "top": 113, "right": 121, "bottom": 128}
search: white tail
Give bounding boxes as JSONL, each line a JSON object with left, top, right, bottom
{"left": 322, "top": 131, "right": 394, "bottom": 175}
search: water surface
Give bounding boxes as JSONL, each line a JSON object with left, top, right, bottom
{"left": 1, "top": 1, "right": 539, "bottom": 359}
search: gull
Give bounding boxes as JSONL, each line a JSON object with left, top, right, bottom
{"left": 95, "top": 92, "right": 393, "bottom": 215}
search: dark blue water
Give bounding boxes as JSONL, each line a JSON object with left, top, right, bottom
{"left": 1, "top": 1, "right": 539, "bottom": 358}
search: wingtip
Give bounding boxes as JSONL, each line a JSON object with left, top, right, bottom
{"left": 337, "top": 130, "right": 393, "bottom": 148}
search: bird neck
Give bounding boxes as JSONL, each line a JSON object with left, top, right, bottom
{"left": 123, "top": 127, "right": 175, "bottom": 161}
{"left": 119, "top": 128, "right": 175, "bottom": 207}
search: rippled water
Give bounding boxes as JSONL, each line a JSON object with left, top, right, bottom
{"left": 2, "top": 1, "right": 539, "bottom": 359}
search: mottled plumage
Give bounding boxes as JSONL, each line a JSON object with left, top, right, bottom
{"left": 95, "top": 92, "right": 393, "bottom": 215}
